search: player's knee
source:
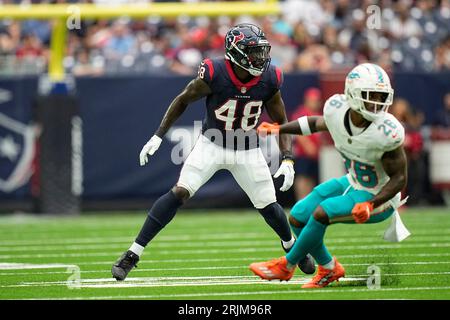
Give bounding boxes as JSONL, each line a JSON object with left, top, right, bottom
{"left": 291, "top": 189, "right": 321, "bottom": 220}
{"left": 289, "top": 214, "right": 305, "bottom": 228}
{"left": 258, "top": 202, "right": 281, "bottom": 218}
{"left": 313, "top": 206, "right": 330, "bottom": 225}
{"left": 171, "top": 186, "right": 190, "bottom": 202}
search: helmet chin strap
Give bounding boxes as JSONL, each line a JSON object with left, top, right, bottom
{"left": 247, "top": 68, "right": 263, "bottom": 76}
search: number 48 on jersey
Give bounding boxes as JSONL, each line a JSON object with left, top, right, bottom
{"left": 215, "top": 99, "right": 263, "bottom": 131}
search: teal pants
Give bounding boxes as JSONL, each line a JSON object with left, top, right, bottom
{"left": 287, "top": 175, "right": 394, "bottom": 266}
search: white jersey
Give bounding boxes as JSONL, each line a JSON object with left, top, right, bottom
{"left": 323, "top": 94, "right": 405, "bottom": 208}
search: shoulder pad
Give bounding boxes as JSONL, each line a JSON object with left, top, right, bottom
{"left": 197, "top": 58, "right": 215, "bottom": 84}
{"left": 265, "top": 64, "right": 283, "bottom": 90}
{"left": 273, "top": 65, "right": 283, "bottom": 89}
{"left": 324, "top": 94, "right": 346, "bottom": 116}
{"left": 375, "top": 113, "right": 405, "bottom": 152}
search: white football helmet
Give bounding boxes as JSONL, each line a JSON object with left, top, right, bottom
{"left": 345, "top": 63, "right": 394, "bottom": 122}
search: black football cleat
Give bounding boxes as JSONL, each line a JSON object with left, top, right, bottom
{"left": 298, "top": 254, "right": 316, "bottom": 274}
{"left": 281, "top": 240, "right": 316, "bottom": 275}
{"left": 111, "top": 250, "right": 139, "bottom": 281}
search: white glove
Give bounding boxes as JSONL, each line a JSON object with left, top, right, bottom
{"left": 139, "top": 135, "right": 162, "bottom": 166}
{"left": 274, "top": 160, "right": 295, "bottom": 192}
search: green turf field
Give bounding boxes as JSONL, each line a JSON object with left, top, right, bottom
{"left": 0, "top": 208, "right": 449, "bottom": 300}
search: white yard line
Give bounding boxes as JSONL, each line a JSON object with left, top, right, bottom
{"left": 0, "top": 229, "right": 449, "bottom": 247}
{"left": 2, "top": 271, "right": 450, "bottom": 289}
{"left": 1, "top": 242, "right": 450, "bottom": 259}
{"left": 31, "top": 285, "right": 450, "bottom": 300}
{"left": 1, "top": 261, "right": 450, "bottom": 276}
{"left": 72, "top": 252, "right": 450, "bottom": 266}
{"left": 0, "top": 252, "right": 121, "bottom": 259}
{"left": 0, "top": 263, "right": 77, "bottom": 270}
{"left": 0, "top": 233, "right": 267, "bottom": 246}
{"left": 2, "top": 235, "right": 450, "bottom": 252}
{"left": 3, "top": 236, "right": 450, "bottom": 253}
{"left": 2, "top": 276, "right": 364, "bottom": 288}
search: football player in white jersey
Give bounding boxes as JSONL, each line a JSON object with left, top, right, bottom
{"left": 249, "top": 63, "right": 408, "bottom": 288}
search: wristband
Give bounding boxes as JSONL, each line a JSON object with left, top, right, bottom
{"left": 281, "top": 153, "right": 294, "bottom": 163}
{"left": 298, "top": 116, "right": 312, "bottom": 136}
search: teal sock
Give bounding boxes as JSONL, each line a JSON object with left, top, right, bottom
{"left": 309, "top": 242, "right": 333, "bottom": 266}
{"left": 286, "top": 216, "right": 327, "bottom": 265}
{"left": 290, "top": 225, "right": 302, "bottom": 238}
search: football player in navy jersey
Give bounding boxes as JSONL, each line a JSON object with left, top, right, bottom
{"left": 112, "top": 24, "right": 315, "bottom": 281}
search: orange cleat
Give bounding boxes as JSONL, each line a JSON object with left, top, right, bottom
{"left": 249, "top": 256, "right": 295, "bottom": 281}
{"left": 302, "top": 257, "right": 345, "bottom": 288}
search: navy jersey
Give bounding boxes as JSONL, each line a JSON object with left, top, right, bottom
{"left": 197, "top": 58, "right": 283, "bottom": 150}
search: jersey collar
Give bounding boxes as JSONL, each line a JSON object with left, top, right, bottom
{"left": 345, "top": 109, "right": 371, "bottom": 136}
{"left": 224, "top": 59, "right": 262, "bottom": 93}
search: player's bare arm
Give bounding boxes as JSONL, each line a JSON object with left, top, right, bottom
{"left": 279, "top": 116, "right": 328, "bottom": 135}
{"left": 139, "top": 77, "right": 212, "bottom": 166}
{"left": 352, "top": 145, "right": 408, "bottom": 223}
{"left": 154, "top": 77, "right": 212, "bottom": 138}
{"left": 264, "top": 90, "right": 296, "bottom": 192}
{"left": 264, "top": 90, "right": 292, "bottom": 156}
{"left": 258, "top": 115, "right": 328, "bottom": 135}
{"left": 370, "top": 146, "right": 408, "bottom": 208}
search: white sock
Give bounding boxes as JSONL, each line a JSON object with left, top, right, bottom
{"left": 322, "top": 258, "right": 335, "bottom": 270}
{"left": 281, "top": 236, "right": 295, "bottom": 251}
{"left": 129, "top": 242, "right": 145, "bottom": 257}
{"left": 286, "top": 262, "right": 296, "bottom": 270}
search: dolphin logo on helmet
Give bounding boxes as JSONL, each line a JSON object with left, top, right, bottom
{"left": 345, "top": 63, "right": 394, "bottom": 122}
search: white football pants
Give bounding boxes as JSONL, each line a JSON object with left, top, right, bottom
{"left": 177, "top": 134, "right": 277, "bottom": 209}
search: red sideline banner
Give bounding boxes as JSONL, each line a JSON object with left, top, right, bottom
{"left": 430, "top": 128, "right": 450, "bottom": 190}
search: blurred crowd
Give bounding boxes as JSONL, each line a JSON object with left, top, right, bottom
{"left": 0, "top": 0, "right": 449, "bottom": 76}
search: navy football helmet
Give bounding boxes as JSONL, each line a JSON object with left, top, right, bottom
{"left": 224, "top": 23, "right": 271, "bottom": 76}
